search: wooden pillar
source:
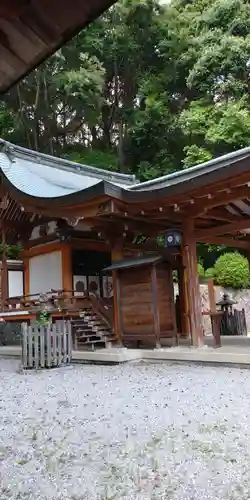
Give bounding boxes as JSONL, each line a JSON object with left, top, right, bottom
{"left": 207, "top": 278, "right": 221, "bottom": 347}
{"left": 111, "top": 241, "right": 123, "bottom": 343}
{"left": 207, "top": 279, "right": 216, "bottom": 314}
{"left": 151, "top": 265, "right": 161, "bottom": 347}
{"left": 178, "top": 265, "right": 190, "bottom": 336}
{"left": 23, "top": 257, "right": 30, "bottom": 296}
{"left": 1, "top": 222, "right": 7, "bottom": 309}
{"left": 246, "top": 253, "right": 250, "bottom": 273}
{"left": 182, "top": 219, "right": 204, "bottom": 347}
{"left": 61, "top": 244, "right": 72, "bottom": 292}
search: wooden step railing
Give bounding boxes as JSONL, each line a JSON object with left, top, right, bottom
{"left": 88, "top": 294, "right": 113, "bottom": 330}
{"left": 3, "top": 289, "right": 114, "bottom": 330}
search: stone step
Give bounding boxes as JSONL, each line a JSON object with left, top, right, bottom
{"left": 74, "top": 326, "right": 93, "bottom": 333}
{"left": 103, "top": 334, "right": 117, "bottom": 341}
{"left": 78, "top": 333, "right": 102, "bottom": 340}
{"left": 80, "top": 339, "right": 105, "bottom": 345}
{"left": 92, "top": 328, "right": 112, "bottom": 335}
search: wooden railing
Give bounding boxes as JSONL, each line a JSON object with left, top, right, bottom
{"left": 3, "top": 290, "right": 67, "bottom": 311}
{"left": 88, "top": 294, "right": 114, "bottom": 330}
{"left": 3, "top": 289, "right": 114, "bottom": 330}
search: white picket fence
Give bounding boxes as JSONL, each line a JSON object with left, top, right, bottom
{"left": 21, "top": 321, "right": 72, "bottom": 369}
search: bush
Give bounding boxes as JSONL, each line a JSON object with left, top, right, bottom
{"left": 213, "top": 252, "right": 250, "bottom": 289}
{"left": 205, "top": 267, "right": 215, "bottom": 279}
{"left": 197, "top": 263, "right": 205, "bottom": 277}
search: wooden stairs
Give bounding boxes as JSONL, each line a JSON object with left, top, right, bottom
{"left": 71, "top": 307, "right": 116, "bottom": 350}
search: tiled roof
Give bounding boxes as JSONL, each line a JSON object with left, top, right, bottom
{"left": 0, "top": 139, "right": 138, "bottom": 199}
{"left": 129, "top": 146, "right": 250, "bottom": 191}
{"left": 1, "top": 139, "right": 250, "bottom": 206}
{"left": 103, "top": 255, "right": 162, "bottom": 271}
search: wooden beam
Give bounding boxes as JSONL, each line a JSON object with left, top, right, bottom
{"left": 22, "top": 198, "right": 108, "bottom": 219}
{"left": 103, "top": 203, "right": 169, "bottom": 230}
{"left": 197, "top": 218, "right": 250, "bottom": 239}
{"left": 146, "top": 186, "right": 250, "bottom": 222}
{"left": 22, "top": 4, "right": 58, "bottom": 44}
{"left": 0, "top": 1, "right": 28, "bottom": 20}
{"left": 200, "top": 208, "right": 245, "bottom": 223}
{"left": 175, "top": 169, "right": 250, "bottom": 206}
{"left": 185, "top": 185, "right": 250, "bottom": 218}
{"left": 197, "top": 235, "right": 249, "bottom": 249}
{"left": 2, "top": 218, "right": 34, "bottom": 230}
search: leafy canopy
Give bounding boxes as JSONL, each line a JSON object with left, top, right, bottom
{"left": 0, "top": 0, "right": 249, "bottom": 177}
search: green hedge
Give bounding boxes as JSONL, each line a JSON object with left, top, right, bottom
{"left": 213, "top": 252, "right": 250, "bottom": 289}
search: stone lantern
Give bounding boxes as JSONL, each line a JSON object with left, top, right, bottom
{"left": 216, "top": 293, "right": 236, "bottom": 313}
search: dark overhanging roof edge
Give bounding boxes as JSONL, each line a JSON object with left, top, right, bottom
{"left": 103, "top": 255, "right": 163, "bottom": 271}
{"left": 0, "top": 0, "right": 115, "bottom": 94}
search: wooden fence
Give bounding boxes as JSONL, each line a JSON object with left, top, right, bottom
{"left": 220, "top": 309, "right": 247, "bottom": 336}
{"left": 21, "top": 321, "right": 72, "bottom": 369}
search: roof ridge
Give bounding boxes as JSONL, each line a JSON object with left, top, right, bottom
{"left": 129, "top": 146, "right": 250, "bottom": 191}
{"left": 0, "top": 139, "right": 138, "bottom": 186}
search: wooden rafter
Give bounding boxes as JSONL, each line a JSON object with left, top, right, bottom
{"left": 196, "top": 235, "right": 249, "bottom": 249}
{"left": 197, "top": 218, "right": 250, "bottom": 239}
{"left": 0, "top": 1, "right": 28, "bottom": 20}
{"left": 200, "top": 208, "right": 245, "bottom": 223}
{"left": 134, "top": 186, "right": 250, "bottom": 222}
{"left": 182, "top": 185, "right": 250, "bottom": 218}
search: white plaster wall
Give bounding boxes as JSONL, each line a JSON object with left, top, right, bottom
{"left": 8, "top": 270, "right": 24, "bottom": 298}
{"left": 29, "top": 251, "right": 62, "bottom": 295}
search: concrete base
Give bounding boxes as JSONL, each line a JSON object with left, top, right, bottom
{"left": 2, "top": 342, "right": 250, "bottom": 367}
{"left": 73, "top": 347, "right": 141, "bottom": 364}
{"left": 0, "top": 346, "right": 142, "bottom": 364}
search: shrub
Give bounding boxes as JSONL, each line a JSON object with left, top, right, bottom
{"left": 213, "top": 252, "right": 250, "bottom": 289}
{"left": 205, "top": 267, "right": 215, "bottom": 279}
{"left": 197, "top": 263, "right": 205, "bottom": 277}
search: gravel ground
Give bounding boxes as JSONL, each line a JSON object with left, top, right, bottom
{"left": 0, "top": 359, "right": 250, "bottom": 500}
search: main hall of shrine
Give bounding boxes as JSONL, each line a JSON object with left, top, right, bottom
{"left": 0, "top": 139, "right": 250, "bottom": 348}
{"left": 1, "top": 1, "right": 250, "bottom": 349}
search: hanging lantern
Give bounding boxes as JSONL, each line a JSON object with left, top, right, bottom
{"left": 164, "top": 230, "right": 182, "bottom": 248}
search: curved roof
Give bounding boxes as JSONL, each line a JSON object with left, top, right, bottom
{"left": 0, "top": 139, "right": 138, "bottom": 204}
{"left": 129, "top": 146, "right": 250, "bottom": 192}
{"left": 1, "top": 139, "right": 250, "bottom": 208}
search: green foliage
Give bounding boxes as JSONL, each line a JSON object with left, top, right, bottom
{"left": 213, "top": 252, "right": 250, "bottom": 289}
{"left": 64, "top": 150, "right": 119, "bottom": 172}
{"left": 183, "top": 145, "right": 212, "bottom": 168}
{"left": 197, "top": 263, "right": 205, "bottom": 277}
{"left": 206, "top": 99, "right": 250, "bottom": 150}
{"left": 205, "top": 267, "right": 215, "bottom": 279}
{"left": 0, "top": 0, "right": 249, "bottom": 179}
{"left": 36, "top": 310, "right": 51, "bottom": 326}
{"left": 0, "top": 244, "right": 21, "bottom": 260}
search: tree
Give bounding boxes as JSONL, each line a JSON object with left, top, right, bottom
{"left": 0, "top": 0, "right": 249, "bottom": 179}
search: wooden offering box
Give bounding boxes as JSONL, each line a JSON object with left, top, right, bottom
{"left": 105, "top": 255, "right": 177, "bottom": 347}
